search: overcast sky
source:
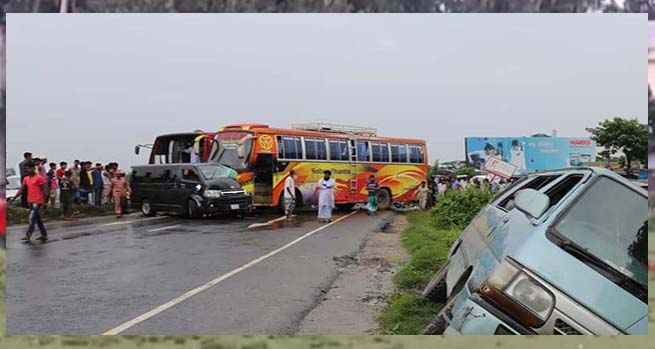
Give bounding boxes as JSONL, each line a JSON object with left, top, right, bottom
{"left": 7, "top": 14, "right": 646, "bottom": 170}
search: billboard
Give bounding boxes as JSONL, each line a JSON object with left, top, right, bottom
{"left": 465, "top": 137, "right": 596, "bottom": 176}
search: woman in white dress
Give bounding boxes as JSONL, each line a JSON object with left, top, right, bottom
{"left": 317, "top": 170, "right": 336, "bottom": 223}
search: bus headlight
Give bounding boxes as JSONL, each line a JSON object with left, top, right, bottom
{"left": 481, "top": 259, "right": 555, "bottom": 327}
{"left": 204, "top": 190, "right": 222, "bottom": 198}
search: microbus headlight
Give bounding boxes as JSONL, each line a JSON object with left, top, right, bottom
{"left": 481, "top": 259, "right": 555, "bottom": 328}
{"left": 204, "top": 190, "right": 222, "bottom": 198}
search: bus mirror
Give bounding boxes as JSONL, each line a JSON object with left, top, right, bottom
{"left": 135, "top": 146, "right": 140, "bottom": 155}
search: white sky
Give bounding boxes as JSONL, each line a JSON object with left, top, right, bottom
{"left": 7, "top": 14, "right": 646, "bottom": 170}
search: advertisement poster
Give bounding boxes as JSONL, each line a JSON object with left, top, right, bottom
{"left": 465, "top": 137, "right": 597, "bottom": 176}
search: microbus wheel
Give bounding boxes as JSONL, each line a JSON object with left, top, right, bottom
{"left": 141, "top": 200, "right": 156, "bottom": 217}
{"left": 422, "top": 260, "right": 449, "bottom": 302}
{"left": 377, "top": 188, "right": 391, "bottom": 210}
{"left": 187, "top": 200, "right": 201, "bottom": 219}
{"left": 422, "top": 268, "right": 471, "bottom": 335}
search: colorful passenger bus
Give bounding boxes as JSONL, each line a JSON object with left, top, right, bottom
{"left": 137, "top": 131, "right": 215, "bottom": 164}
{"left": 208, "top": 123, "right": 428, "bottom": 210}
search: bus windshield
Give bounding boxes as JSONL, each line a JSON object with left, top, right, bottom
{"left": 209, "top": 132, "right": 254, "bottom": 172}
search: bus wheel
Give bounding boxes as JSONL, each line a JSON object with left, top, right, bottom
{"left": 377, "top": 188, "right": 392, "bottom": 210}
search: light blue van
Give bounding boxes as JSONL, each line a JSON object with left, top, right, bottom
{"left": 421, "top": 168, "right": 647, "bottom": 335}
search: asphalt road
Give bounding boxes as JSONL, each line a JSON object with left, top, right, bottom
{"left": 6, "top": 209, "right": 390, "bottom": 335}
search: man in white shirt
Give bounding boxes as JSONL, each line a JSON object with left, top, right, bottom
{"left": 284, "top": 170, "right": 297, "bottom": 222}
{"left": 437, "top": 181, "right": 447, "bottom": 196}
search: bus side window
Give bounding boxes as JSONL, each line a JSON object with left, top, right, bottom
{"left": 409, "top": 145, "right": 424, "bottom": 164}
{"left": 329, "top": 140, "right": 349, "bottom": 161}
{"left": 391, "top": 144, "right": 408, "bottom": 163}
{"left": 278, "top": 136, "right": 302, "bottom": 160}
{"left": 372, "top": 142, "right": 390, "bottom": 162}
{"left": 356, "top": 141, "right": 370, "bottom": 162}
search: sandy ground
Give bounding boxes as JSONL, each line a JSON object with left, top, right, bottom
{"left": 296, "top": 214, "right": 410, "bottom": 335}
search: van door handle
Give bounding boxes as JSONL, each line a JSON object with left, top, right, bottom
{"left": 502, "top": 216, "right": 510, "bottom": 224}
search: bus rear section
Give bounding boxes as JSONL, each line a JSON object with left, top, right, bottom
{"left": 137, "top": 132, "right": 215, "bottom": 164}
{"left": 209, "top": 123, "right": 428, "bottom": 210}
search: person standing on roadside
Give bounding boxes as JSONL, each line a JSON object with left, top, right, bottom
{"left": 18, "top": 152, "right": 33, "bottom": 208}
{"left": 417, "top": 181, "right": 429, "bottom": 210}
{"left": 110, "top": 170, "right": 131, "bottom": 218}
{"left": 46, "top": 162, "right": 59, "bottom": 209}
{"left": 59, "top": 170, "right": 75, "bottom": 221}
{"left": 437, "top": 180, "right": 447, "bottom": 197}
{"left": 316, "top": 170, "right": 335, "bottom": 223}
{"left": 365, "top": 175, "right": 380, "bottom": 215}
{"left": 71, "top": 160, "right": 81, "bottom": 204}
{"left": 10, "top": 164, "right": 48, "bottom": 243}
{"left": 78, "top": 162, "right": 94, "bottom": 206}
{"left": 102, "top": 164, "right": 113, "bottom": 205}
{"left": 56, "top": 161, "right": 68, "bottom": 181}
{"left": 284, "top": 170, "right": 297, "bottom": 222}
{"left": 92, "top": 163, "right": 104, "bottom": 206}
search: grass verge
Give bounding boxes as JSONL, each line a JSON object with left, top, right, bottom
{"left": 378, "top": 211, "right": 460, "bottom": 334}
{"left": 7, "top": 204, "right": 116, "bottom": 226}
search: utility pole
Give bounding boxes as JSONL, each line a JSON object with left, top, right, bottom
{"left": 60, "top": 0, "right": 69, "bottom": 13}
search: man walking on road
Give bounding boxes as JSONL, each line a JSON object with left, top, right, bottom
{"left": 18, "top": 152, "right": 33, "bottom": 208}
{"left": 11, "top": 163, "right": 48, "bottom": 243}
{"left": 284, "top": 170, "right": 297, "bottom": 222}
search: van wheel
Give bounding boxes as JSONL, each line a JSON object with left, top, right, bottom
{"left": 377, "top": 188, "right": 391, "bottom": 210}
{"left": 141, "top": 200, "right": 156, "bottom": 217}
{"left": 187, "top": 200, "right": 201, "bottom": 219}
{"left": 422, "top": 268, "right": 471, "bottom": 335}
{"left": 422, "top": 260, "right": 449, "bottom": 302}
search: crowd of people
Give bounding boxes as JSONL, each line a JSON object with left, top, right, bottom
{"left": 9, "top": 152, "right": 132, "bottom": 243}
{"left": 414, "top": 174, "right": 511, "bottom": 211}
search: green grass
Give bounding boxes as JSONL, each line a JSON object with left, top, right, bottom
{"left": 378, "top": 211, "right": 460, "bottom": 334}
{"left": 7, "top": 204, "right": 115, "bottom": 226}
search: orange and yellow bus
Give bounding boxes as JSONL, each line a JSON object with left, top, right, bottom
{"left": 208, "top": 123, "right": 428, "bottom": 210}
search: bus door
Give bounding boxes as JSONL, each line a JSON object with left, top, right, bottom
{"left": 252, "top": 153, "right": 274, "bottom": 205}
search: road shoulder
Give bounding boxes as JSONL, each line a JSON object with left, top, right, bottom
{"left": 296, "top": 213, "right": 410, "bottom": 335}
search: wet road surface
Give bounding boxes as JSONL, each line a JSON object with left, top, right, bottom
{"left": 6, "top": 209, "right": 391, "bottom": 335}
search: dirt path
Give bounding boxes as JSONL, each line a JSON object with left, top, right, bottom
{"left": 296, "top": 213, "right": 410, "bottom": 334}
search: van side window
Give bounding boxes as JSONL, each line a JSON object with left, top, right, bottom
{"left": 497, "top": 175, "right": 560, "bottom": 211}
{"left": 183, "top": 169, "right": 200, "bottom": 183}
{"left": 543, "top": 174, "right": 584, "bottom": 209}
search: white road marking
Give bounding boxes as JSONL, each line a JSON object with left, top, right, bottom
{"left": 102, "top": 210, "right": 359, "bottom": 335}
{"left": 147, "top": 224, "right": 181, "bottom": 233}
{"left": 100, "top": 216, "right": 166, "bottom": 227}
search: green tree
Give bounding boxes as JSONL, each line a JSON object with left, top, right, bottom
{"left": 586, "top": 117, "right": 648, "bottom": 168}
{"left": 429, "top": 159, "right": 440, "bottom": 176}
{"left": 530, "top": 133, "right": 551, "bottom": 137}
{"left": 455, "top": 166, "right": 475, "bottom": 177}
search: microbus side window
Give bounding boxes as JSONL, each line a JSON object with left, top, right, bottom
{"left": 495, "top": 175, "right": 561, "bottom": 211}
{"left": 328, "top": 139, "right": 349, "bottom": 161}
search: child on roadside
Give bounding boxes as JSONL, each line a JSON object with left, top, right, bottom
{"left": 59, "top": 170, "right": 75, "bottom": 221}
{"left": 110, "top": 170, "right": 131, "bottom": 218}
